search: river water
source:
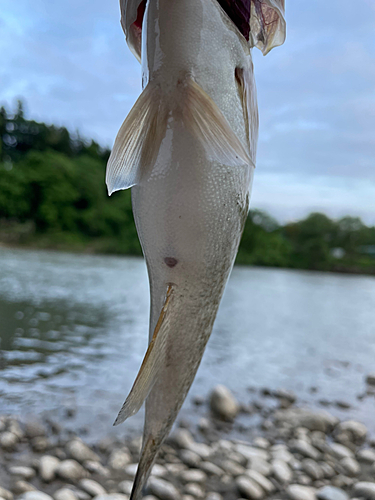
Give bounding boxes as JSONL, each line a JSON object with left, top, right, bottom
{"left": 0, "top": 248, "right": 374, "bottom": 438}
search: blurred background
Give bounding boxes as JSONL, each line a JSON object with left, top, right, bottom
{"left": 0, "top": 0, "right": 375, "bottom": 442}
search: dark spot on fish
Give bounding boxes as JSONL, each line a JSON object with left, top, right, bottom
{"left": 164, "top": 257, "right": 178, "bottom": 268}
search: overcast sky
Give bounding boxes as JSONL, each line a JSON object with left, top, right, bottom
{"left": 1, "top": 0, "right": 374, "bottom": 223}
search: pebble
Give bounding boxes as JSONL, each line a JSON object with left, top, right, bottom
{"left": 94, "top": 496, "right": 129, "bottom": 500}
{"left": 336, "top": 421, "right": 367, "bottom": 444}
{"left": 0, "top": 432, "right": 18, "bottom": 450}
{"left": 199, "top": 462, "right": 224, "bottom": 477}
{"left": 316, "top": 485, "right": 349, "bottom": 500}
{"left": 31, "top": 437, "right": 50, "bottom": 452}
{"left": 179, "top": 470, "right": 207, "bottom": 484}
{"left": 172, "top": 429, "right": 195, "bottom": 449}
{"left": 357, "top": 448, "right": 375, "bottom": 464}
{"left": 366, "top": 373, "right": 375, "bottom": 386}
{"left": 209, "top": 385, "right": 239, "bottom": 421}
{"left": 352, "top": 481, "right": 375, "bottom": 499}
{"left": 151, "top": 464, "right": 167, "bottom": 478}
{"left": 18, "top": 493, "right": 53, "bottom": 500}
{"left": 12, "top": 482, "right": 36, "bottom": 494}
{"left": 0, "top": 487, "right": 13, "bottom": 500}
{"left": 184, "top": 483, "right": 204, "bottom": 498}
{"left": 148, "top": 477, "right": 181, "bottom": 500}
{"left": 205, "top": 494, "right": 222, "bottom": 500}
{"left": 236, "top": 476, "right": 264, "bottom": 499}
{"left": 245, "top": 470, "right": 275, "bottom": 494}
{"left": 108, "top": 449, "right": 132, "bottom": 470}
{"left": 25, "top": 421, "right": 46, "bottom": 439}
{"left": 235, "top": 445, "right": 269, "bottom": 462}
{"left": 187, "top": 442, "right": 211, "bottom": 459}
{"left": 124, "top": 464, "right": 138, "bottom": 478}
{"left": 39, "top": 455, "right": 60, "bottom": 482}
{"left": 78, "top": 480, "right": 106, "bottom": 497}
{"left": 275, "top": 408, "right": 338, "bottom": 433}
{"left": 83, "top": 461, "right": 110, "bottom": 477}
{"left": 340, "top": 457, "right": 360, "bottom": 477}
{"left": 271, "top": 459, "right": 293, "bottom": 484}
{"left": 8, "top": 466, "right": 35, "bottom": 479}
{"left": 286, "top": 484, "right": 317, "bottom": 500}
{"left": 180, "top": 450, "right": 201, "bottom": 468}
{"left": 57, "top": 460, "right": 87, "bottom": 483}
{"left": 328, "top": 443, "right": 354, "bottom": 460}
{"left": 118, "top": 482, "right": 133, "bottom": 496}
{"left": 290, "top": 439, "right": 320, "bottom": 460}
{"left": 302, "top": 459, "right": 323, "bottom": 480}
{"left": 66, "top": 439, "right": 100, "bottom": 463}
{"left": 220, "top": 460, "right": 245, "bottom": 477}
{"left": 53, "top": 489, "right": 78, "bottom": 500}
{"left": 249, "top": 458, "right": 271, "bottom": 477}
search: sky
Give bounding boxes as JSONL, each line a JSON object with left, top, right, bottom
{"left": 0, "top": 0, "right": 374, "bottom": 223}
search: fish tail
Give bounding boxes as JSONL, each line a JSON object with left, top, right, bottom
{"left": 106, "top": 77, "right": 253, "bottom": 195}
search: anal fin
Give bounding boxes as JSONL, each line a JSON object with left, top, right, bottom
{"left": 113, "top": 285, "right": 174, "bottom": 426}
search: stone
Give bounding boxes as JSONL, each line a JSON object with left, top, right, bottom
{"left": 316, "top": 485, "right": 349, "bottom": 500}
{"left": 366, "top": 373, "right": 375, "bottom": 386}
{"left": 18, "top": 493, "right": 53, "bottom": 500}
{"left": 39, "top": 455, "right": 60, "bottom": 482}
{"left": 151, "top": 465, "right": 167, "bottom": 478}
{"left": 328, "top": 443, "right": 354, "bottom": 460}
{"left": 209, "top": 385, "right": 239, "bottom": 421}
{"left": 94, "top": 496, "right": 129, "bottom": 500}
{"left": 335, "top": 421, "right": 367, "bottom": 445}
{"left": 78, "top": 480, "right": 106, "bottom": 497}
{"left": 172, "top": 429, "right": 195, "bottom": 449}
{"left": 0, "top": 432, "right": 18, "bottom": 450}
{"left": 124, "top": 464, "right": 138, "bottom": 478}
{"left": 184, "top": 483, "right": 204, "bottom": 498}
{"left": 25, "top": 421, "right": 46, "bottom": 439}
{"left": 8, "top": 420, "right": 24, "bottom": 439}
{"left": 357, "top": 448, "right": 375, "bottom": 464}
{"left": 67, "top": 439, "right": 100, "bottom": 463}
{"left": 83, "top": 461, "right": 110, "bottom": 477}
{"left": 53, "top": 489, "right": 79, "bottom": 500}
{"left": 271, "top": 446, "right": 294, "bottom": 464}
{"left": 235, "top": 445, "right": 269, "bottom": 462}
{"left": 245, "top": 470, "right": 274, "bottom": 494}
{"left": 340, "top": 457, "right": 360, "bottom": 477}
{"left": 289, "top": 439, "right": 320, "bottom": 460}
{"left": 236, "top": 476, "right": 264, "bottom": 499}
{"left": 352, "top": 481, "right": 375, "bottom": 499}
{"left": 205, "top": 494, "right": 222, "bottom": 500}
{"left": 249, "top": 458, "right": 271, "bottom": 477}
{"left": 148, "top": 478, "right": 181, "bottom": 500}
{"left": 188, "top": 442, "right": 211, "bottom": 459}
{"left": 252, "top": 438, "right": 270, "bottom": 450}
{"left": 200, "top": 462, "right": 224, "bottom": 477}
{"left": 12, "top": 482, "right": 36, "bottom": 495}
{"left": 180, "top": 470, "right": 207, "bottom": 484}
{"left": 320, "top": 462, "right": 335, "bottom": 479}
{"left": 220, "top": 460, "right": 245, "bottom": 477}
{"left": 0, "top": 487, "right": 13, "bottom": 500}
{"left": 31, "top": 437, "right": 50, "bottom": 452}
{"left": 180, "top": 450, "right": 201, "bottom": 468}
{"left": 108, "top": 449, "right": 132, "bottom": 470}
{"left": 286, "top": 484, "right": 316, "bottom": 500}
{"left": 301, "top": 459, "right": 323, "bottom": 480}
{"left": 273, "top": 389, "right": 296, "bottom": 403}
{"left": 275, "top": 408, "right": 338, "bottom": 433}
{"left": 271, "top": 459, "right": 292, "bottom": 484}
{"left": 8, "top": 466, "right": 35, "bottom": 479}
{"left": 118, "top": 482, "right": 133, "bottom": 496}
{"left": 57, "top": 460, "right": 87, "bottom": 483}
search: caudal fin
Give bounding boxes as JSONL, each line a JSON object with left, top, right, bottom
{"left": 113, "top": 285, "right": 174, "bottom": 426}
{"left": 106, "top": 78, "right": 252, "bottom": 195}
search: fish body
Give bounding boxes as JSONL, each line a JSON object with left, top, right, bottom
{"left": 106, "top": 0, "right": 285, "bottom": 498}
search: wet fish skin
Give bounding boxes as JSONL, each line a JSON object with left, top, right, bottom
{"left": 106, "top": 0, "right": 286, "bottom": 498}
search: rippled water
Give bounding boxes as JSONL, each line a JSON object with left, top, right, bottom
{"left": 0, "top": 248, "right": 374, "bottom": 438}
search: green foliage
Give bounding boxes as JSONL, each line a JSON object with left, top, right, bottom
{"left": 0, "top": 100, "right": 374, "bottom": 274}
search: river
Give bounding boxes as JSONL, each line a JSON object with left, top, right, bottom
{"left": 0, "top": 248, "right": 374, "bottom": 438}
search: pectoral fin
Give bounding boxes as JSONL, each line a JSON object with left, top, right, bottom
{"left": 113, "top": 285, "right": 174, "bottom": 426}
{"left": 182, "top": 78, "right": 253, "bottom": 168}
{"left": 106, "top": 83, "right": 168, "bottom": 195}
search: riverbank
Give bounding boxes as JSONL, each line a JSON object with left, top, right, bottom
{"left": 1, "top": 384, "right": 375, "bottom": 500}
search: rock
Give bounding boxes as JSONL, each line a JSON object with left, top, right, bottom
{"left": 273, "top": 389, "right": 296, "bottom": 403}
{"left": 236, "top": 476, "right": 264, "bottom": 499}
{"left": 53, "top": 489, "right": 79, "bottom": 500}
{"left": 118, "top": 482, "right": 133, "bottom": 496}
{"left": 316, "top": 485, "right": 349, "bottom": 500}
{"left": 12, "top": 482, "right": 36, "bottom": 495}
{"left": 148, "top": 477, "right": 181, "bottom": 500}
{"left": 151, "top": 465, "right": 167, "bottom": 478}
{"left": 209, "top": 385, "right": 239, "bottom": 421}
{"left": 78, "top": 480, "right": 106, "bottom": 497}
{"left": 320, "top": 462, "right": 336, "bottom": 479}
{"left": 124, "top": 464, "right": 138, "bottom": 478}
{"left": 39, "top": 455, "right": 60, "bottom": 482}
{"left": 25, "top": 421, "right": 46, "bottom": 439}
{"left": 31, "top": 437, "right": 50, "bottom": 452}
{"left": 235, "top": 445, "right": 269, "bottom": 462}
{"left": 18, "top": 493, "right": 53, "bottom": 500}
{"left": 94, "top": 496, "right": 129, "bottom": 500}
{"left": 328, "top": 443, "right": 354, "bottom": 460}
{"left": 199, "top": 462, "right": 224, "bottom": 477}
{"left": 184, "top": 483, "right": 204, "bottom": 498}
{"left": 249, "top": 458, "right": 271, "bottom": 477}
{"left": 57, "top": 460, "right": 87, "bottom": 483}
{"left": 220, "top": 460, "right": 245, "bottom": 477}
{"left": 83, "top": 461, "right": 110, "bottom": 477}
{"left": 357, "top": 448, "right": 375, "bottom": 464}
{"left": 245, "top": 470, "right": 275, "bottom": 494}
{"left": 108, "top": 449, "right": 132, "bottom": 470}
{"left": 286, "top": 485, "right": 316, "bottom": 500}
{"left": 0, "top": 432, "right": 18, "bottom": 450}
{"left": 271, "top": 459, "right": 292, "bottom": 484}
{"left": 275, "top": 408, "right": 338, "bottom": 433}
{"left": 205, "top": 494, "right": 222, "bottom": 500}
{"left": 188, "top": 442, "right": 211, "bottom": 459}
{"left": 290, "top": 440, "right": 320, "bottom": 460}
{"left": 8, "top": 466, "right": 35, "bottom": 479}
{"left": 180, "top": 470, "right": 207, "bottom": 484}
{"left": 340, "top": 457, "right": 360, "bottom": 477}
{"left": 352, "top": 482, "right": 375, "bottom": 499}
{"left": 335, "top": 421, "right": 367, "bottom": 445}
{"left": 180, "top": 450, "right": 201, "bottom": 468}
{"left": 0, "top": 487, "right": 13, "bottom": 500}
{"left": 301, "top": 459, "right": 323, "bottom": 480}
{"left": 8, "top": 420, "right": 24, "bottom": 439}
{"left": 366, "top": 373, "right": 375, "bottom": 386}
{"left": 67, "top": 439, "right": 100, "bottom": 463}
{"left": 172, "top": 429, "right": 195, "bottom": 449}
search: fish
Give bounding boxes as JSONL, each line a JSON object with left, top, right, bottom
{"left": 106, "top": 0, "right": 286, "bottom": 498}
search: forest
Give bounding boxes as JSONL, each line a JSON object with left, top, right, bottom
{"left": 1, "top": 101, "right": 375, "bottom": 274}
